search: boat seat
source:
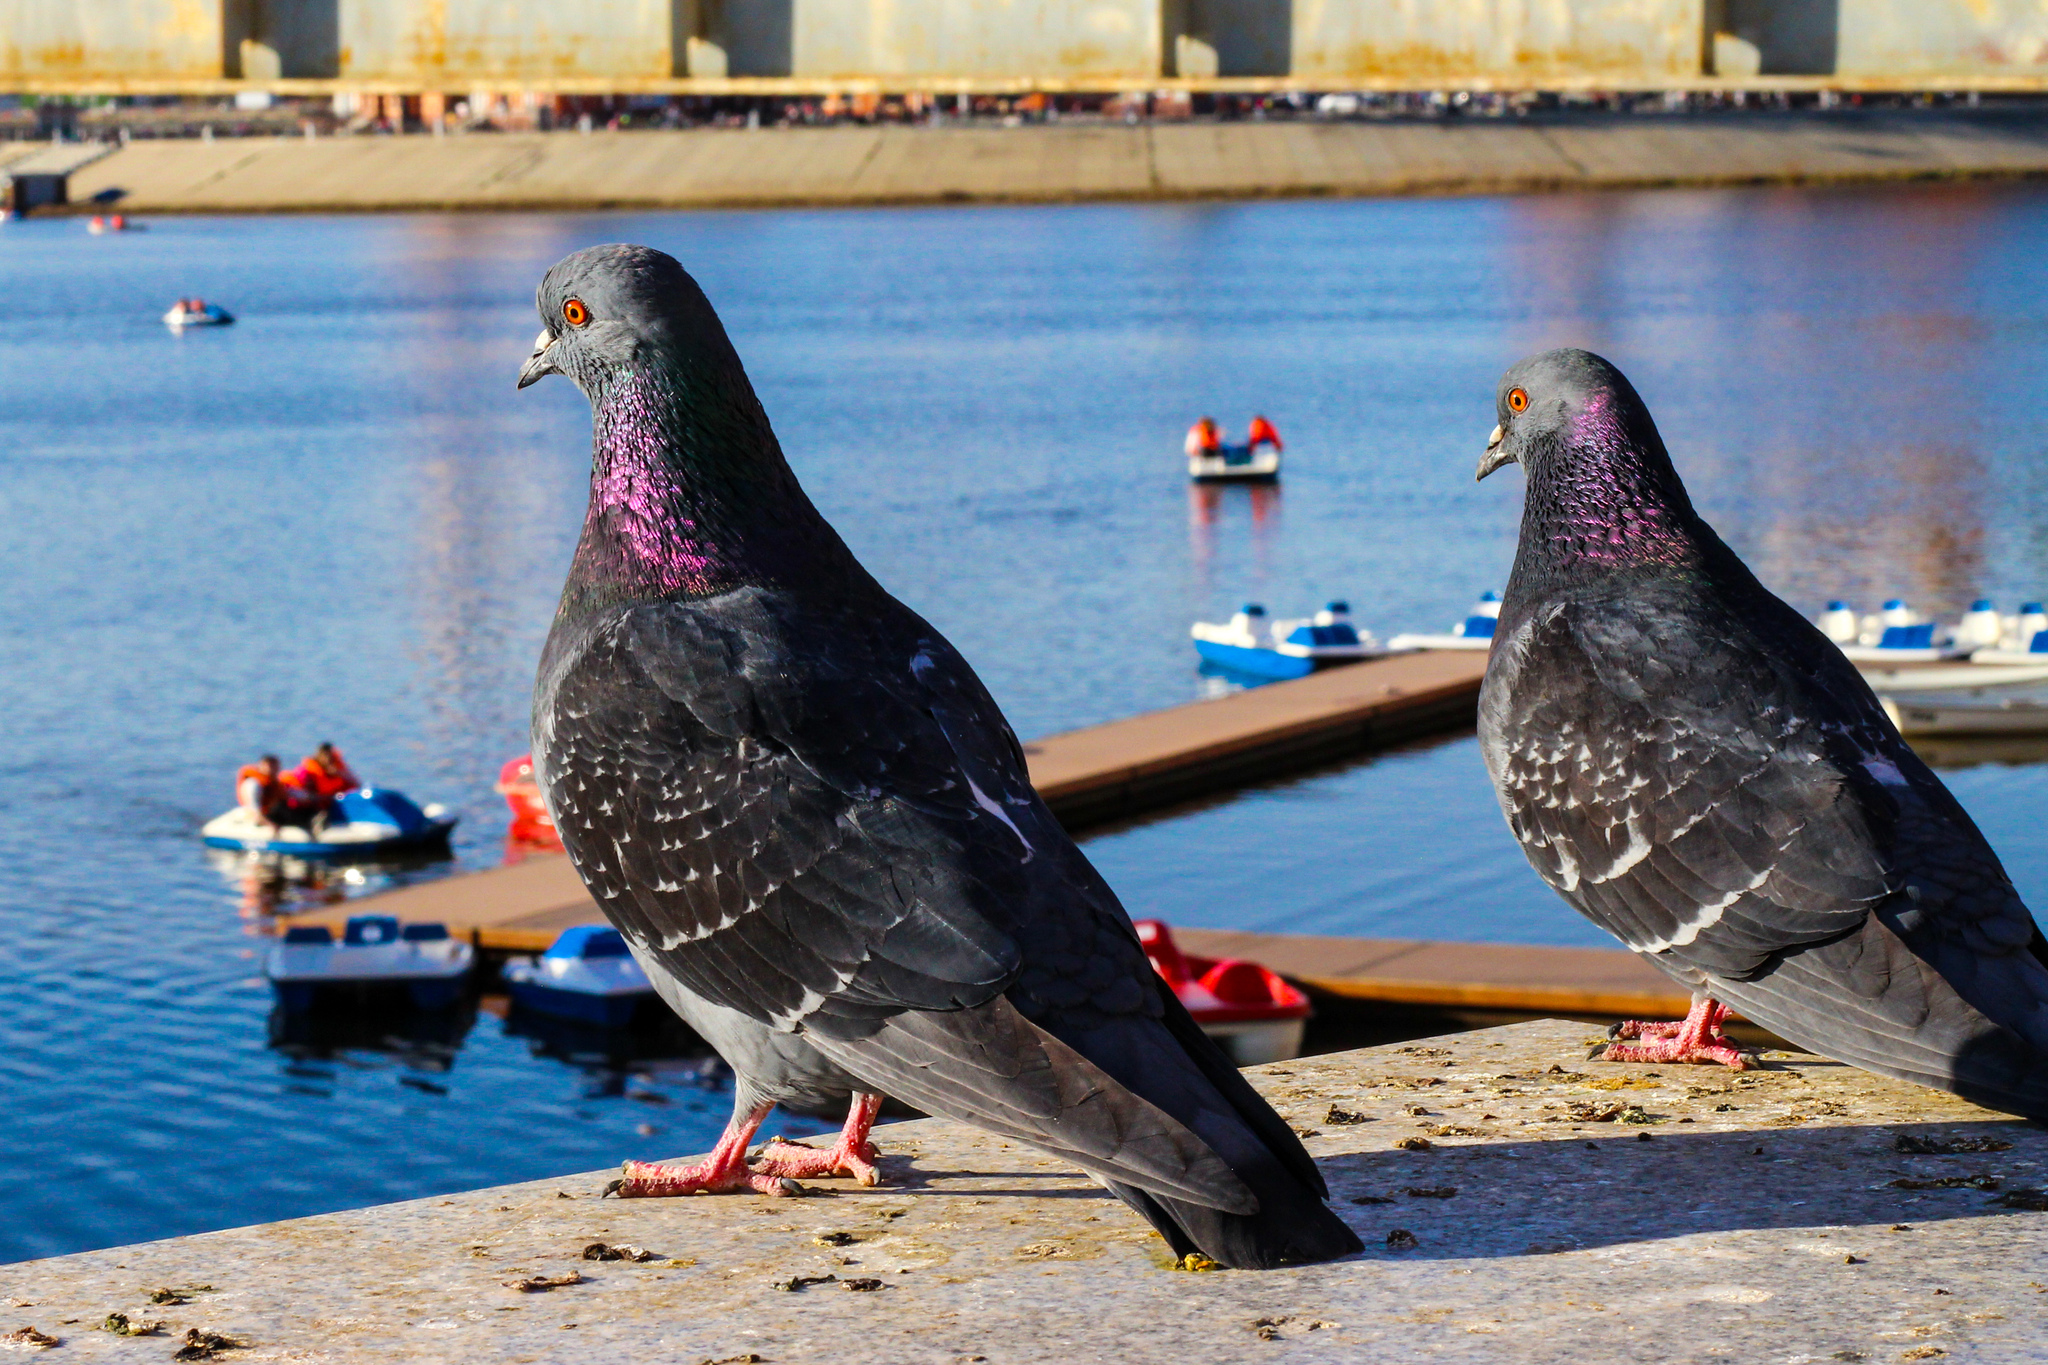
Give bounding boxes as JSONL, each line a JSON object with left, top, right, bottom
{"left": 1879, "top": 623, "right": 1936, "bottom": 649}
{"left": 401, "top": 923, "right": 451, "bottom": 942}
{"left": 282, "top": 925, "right": 333, "bottom": 946}
{"left": 1460, "top": 616, "right": 1497, "bottom": 639}
{"left": 2032, "top": 630, "right": 2048, "bottom": 653}
{"left": 343, "top": 915, "right": 401, "bottom": 946}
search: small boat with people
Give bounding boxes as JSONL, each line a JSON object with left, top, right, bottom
{"left": 266, "top": 915, "right": 475, "bottom": 1012}
{"left": 202, "top": 744, "right": 457, "bottom": 858}
{"left": 1185, "top": 415, "right": 1283, "bottom": 483}
{"left": 163, "top": 297, "right": 233, "bottom": 328}
{"left": 1191, "top": 601, "right": 1382, "bottom": 680}
{"left": 502, "top": 926, "right": 656, "bottom": 1029}
{"left": 88, "top": 214, "right": 140, "bottom": 234}
{"left": 1136, "top": 920, "right": 1311, "bottom": 1066}
{"left": 1386, "top": 591, "right": 1501, "bottom": 652}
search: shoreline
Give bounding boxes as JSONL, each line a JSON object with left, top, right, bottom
{"left": 20, "top": 108, "right": 2048, "bottom": 216}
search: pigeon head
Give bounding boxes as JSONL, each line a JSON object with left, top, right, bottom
{"left": 518, "top": 243, "right": 724, "bottom": 394}
{"left": 520, "top": 244, "right": 848, "bottom": 604}
{"left": 1477, "top": 348, "right": 1700, "bottom": 572}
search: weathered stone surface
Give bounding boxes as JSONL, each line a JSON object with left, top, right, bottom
{"left": 4, "top": 1020, "right": 2043, "bottom": 1362}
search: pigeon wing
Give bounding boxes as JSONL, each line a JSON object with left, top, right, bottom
{"left": 1482, "top": 594, "right": 1892, "bottom": 980}
{"left": 541, "top": 585, "right": 1037, "bottom": 1033}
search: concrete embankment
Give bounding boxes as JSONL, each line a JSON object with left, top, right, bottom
{"left": 44, "top": 107, "right": 2048, "bottom": 214}
{"left": 4, "top": 1020, "right": 2040, "bottom": 1362}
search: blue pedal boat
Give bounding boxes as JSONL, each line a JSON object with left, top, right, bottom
{"left": 203, "top": 787, "right": 458, "bottom": 859}
{"left": 1387, "top": 591, "right": 1501, "bottom": 651}
{"left": 501, "top": 926, "right": 656, "bottom": 1029}
{"left": 1191, "top": 602, "right": 1381, "bottom": 680}
{"left": 266, "top": 915, "right": 475, "bottom": 1012}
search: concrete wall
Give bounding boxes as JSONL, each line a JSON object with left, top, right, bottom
{"left": 0, "top": 0, "right": 222, "bottom": 81}
{"left": 1836, "top": 0, "right": 2048, "bottom": 81}
{"left": 337, "top": 0, "right": 672, "bottom": 81}
{"left": 785, "top": 0, "right": 1161, "bottom": 80}
{"left": 1291, "top": 0, "right": 1706, "bottom": 85}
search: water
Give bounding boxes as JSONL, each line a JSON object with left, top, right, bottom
{"left": 7, "top": 182, "right": 2048, "bottom": 1260}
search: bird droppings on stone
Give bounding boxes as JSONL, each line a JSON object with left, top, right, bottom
{"left": 0, "top": 1328, "right": 58, "bottom": 1351}
{"left": 1174, "top": 1254, "right": 1221, "bottom": 1273}
{"left": 1385, "top": 1230, "right": 1420, "bottom": 1251}
{"left": 813, "top": 1232, "right": 860, "bottom": 1247}
{"left": 1900, "top": 1349, "right": 1947, "bottom": 1360}
{"left": 841, "top": 1278, "right": 886, "bottom": 1292}
{"left": 770, "top": 1275, "right": 836, "bottom": 1292}
{"left": 1393, "top": 1138, "right": 1433, "bottom": 1152}
{"left": 505, "top": 1271, "right": 584, "bottom": 1292}
{"left": 1895, "top": 1134, "right": 2013, "bottom": 1155}
{"left": 698, "top": 1355, "right": 764, "bottom": 1364}
{"left": 101, "top": 1312, "right": 165, "bottom": 1336}
{"left": 1325, "top": 1105, "right": 1371, "bottom": 1126}
{"left": 170, "top": 1328, "right": 247, "bottom": 1361}
{"left": 583, "top": 1241, "right": 661, "bottom": 1262}
{"left": 1843, "top": 1255, "right": 1866, "bottom": 1264}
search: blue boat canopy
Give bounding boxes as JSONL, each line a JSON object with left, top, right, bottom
{"left": 402, "top": 922, "right": 451, "bottom": 942}
{"left": 283, "top": 925, "right": 332, "bottom": 945}
{"left": 1879, "top": 623, "right": 1936, "bottom": 649}
{"left": 545, "top": 925, "right": 631, "bottom": 961}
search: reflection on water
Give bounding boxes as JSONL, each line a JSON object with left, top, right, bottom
{"left": 8, "top": 184, "right": 2048, "bottom": 1259}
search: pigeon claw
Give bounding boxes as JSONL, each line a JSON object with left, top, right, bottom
{"left": 1595, "top": 998, "right": 1755, "bottom": 1070}
{"left": 754, "top": 1135, "right": 884, "bottom": 1187}
{"left": 612, "top": 1157, "right": 801, "bottom": 1198}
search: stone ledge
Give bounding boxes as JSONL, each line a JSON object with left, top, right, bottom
{"left": 4, "top": 1020, "right": 2043, "bottom": 1362}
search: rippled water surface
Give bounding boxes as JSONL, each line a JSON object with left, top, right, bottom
{"left": 7, "top": 184, "right": 2048, "bottom": 1260}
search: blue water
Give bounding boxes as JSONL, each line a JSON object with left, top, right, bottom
{"left": 6, "top": 182, "right": 2048, "bottom": 1260}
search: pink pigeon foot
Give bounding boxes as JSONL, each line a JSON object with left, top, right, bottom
{"left": 1599, "top": 997, "right": 1754, "bottom": 1069}
{"left": 606, "top": 1103, "right": 803, "bottom": 1197}
{"left": 755, "top": 1092, "right": 885, "bottom": 1186}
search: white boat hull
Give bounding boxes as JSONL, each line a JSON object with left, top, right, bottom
{"left": 1188, "top": 448, "right": 1280, "bottom": 482}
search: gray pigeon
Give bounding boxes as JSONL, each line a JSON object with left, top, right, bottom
{"left": 1476, "top": 348, "right": 2048, "bottom": 1119}
{"left": 517, "top": 243, "right": 1361, "bottom": 1268}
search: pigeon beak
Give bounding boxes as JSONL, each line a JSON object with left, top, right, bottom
{"left": 1476, "top": 425, "right": 1513, "bottom": 482}
{"left": 517, "top": 329, "right": 558, "bottom": 389}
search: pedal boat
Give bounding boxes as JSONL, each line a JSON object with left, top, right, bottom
{"left": 202, "top": 787, "right": 457, "bottom": 859}
{"left": 266, "top": 915, "right": 474, "bottom": 1011}
{"left": 1192, "top": 601, "right": 1381, "bottom": 680}
{"left": 502, "top": 926, "right": 655, "bottom": 1029}
{"left": 1136, "top": 920, "right": 1310, "bottom": 1066}
{"left": 1387, "top": 591, "right": 1501, "bottom": 652}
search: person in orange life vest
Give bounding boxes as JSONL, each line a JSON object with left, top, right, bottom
{"left": 291, "top": 742, "right": 359, "bottom": 814}
{"left": 1184, "top": 416, "right": 1222, "bottom": 458}
{"left": 236, "top": 754, "right": 304, "bottom": 832}
{"left": 1247, "top": 414, "right": 1283, "bottom": 453}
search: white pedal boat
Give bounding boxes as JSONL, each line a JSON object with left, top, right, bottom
{"left": 1824, "top": 599, "right": 2048, "bottom": 691}
{"left": 267, "top": 915, "right": 474, "bottom": 1011}
{"left": 1188, "top": 445, "right": 1280, "bottom": 483}
{"left": 202, "top": 787, "right": 457, "bottom": 859}
{"left": 1387, "top": 592, "right": 1500, "bottom": 652}
{"left": 1882, "top": 696, "right": 2048, "bottom": 739}
{"left": 1192, "top": 602, "right": 1382, "bottom": 680}
{"left": 164, "top": 301, "right": 234, "bottom": 328}
{"left": 1815, "top": 599, "right": 1964, "bottom": 664}
{"left": 503, "top": 926, "right": 655, "bottom": 1030}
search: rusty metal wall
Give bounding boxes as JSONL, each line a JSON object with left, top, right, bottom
{"left": 0, "top": 0, "right": 223, "bottom": 80}
{"left": 1290, "top": 0, "right": 1705, "bottom": 85}
{"left": 787, "top": 0, "right": 1161, "bottom": 80}
{"left": 337, "top": 0, "right": 672, "bottom": 81}
{"left": 1836, "top": 0, "right": 2048, "bottom": 81}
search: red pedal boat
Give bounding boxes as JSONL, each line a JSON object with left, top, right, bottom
{"left": 1136, "top": 919, "right": 1310, "bottom": 1065}
{"left": 496, "top": 754, "right": 560, "bottom": 853}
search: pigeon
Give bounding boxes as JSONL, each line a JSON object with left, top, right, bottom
{"left": 1474, "top": 347, "right": 2048, "bottom": 1119}
{"left": 517, "top": 243, "right": 1361, "bottom": 1268}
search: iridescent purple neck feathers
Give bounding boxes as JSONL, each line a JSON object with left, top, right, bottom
{"left": 1518, "top": 389, "right": 1700, "bottom": 578}
{"left": 567, "top": 369, "right": 841, "bottom": 605}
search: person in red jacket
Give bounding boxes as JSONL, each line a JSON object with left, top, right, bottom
{"left": 290, "top": 742, "right": 360, "bottom": 815}
{"left": 236, "top": 754, "right": 303, "bottom": 832}
{"left": 1184, "top": 416, "right": 1222, "bottom": 458}
{"left": 1247, "top": 414, "right": 1283, "bottom": 453}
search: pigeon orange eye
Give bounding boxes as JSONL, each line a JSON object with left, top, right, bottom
{"left": 1507, "top": 387, "right": 1529, "bottom": 414}
{"left": 563, "top": 298, "right": 590, "bottom": 327}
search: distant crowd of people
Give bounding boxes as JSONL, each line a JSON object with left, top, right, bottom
{"left": 235, "top": 743, "right": 359, "bottom": 832}
{"left": 1185, "top": 415, "right": 1283, "bottom": 458}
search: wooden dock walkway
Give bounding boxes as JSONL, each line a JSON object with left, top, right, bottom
{"left": 275, "top": 648, "right": 1695, "bottom": 1025}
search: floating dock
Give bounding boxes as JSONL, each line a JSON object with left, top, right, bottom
{"left": 273, "top": 649, "right": 1698, "bottom": 1028}
{"left": 37, "top": 108, "right": 2048, "bottom": 216}
{"left": 6, "top": 1020, "right": 2040, "bottom": 1362}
